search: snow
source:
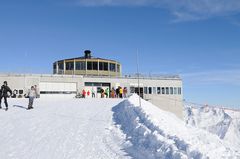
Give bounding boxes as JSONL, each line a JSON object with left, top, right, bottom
{"left": 0, "top": 95, "right": 239, "bottom": 159}
{"left": 112, "top": 94, "right": 240, "bottom": 158}
{"left": 185, "top": 105, "right": 240, "bottom": 152}
{"left": 0, "top": 97, "right": 129, "bottom": 159}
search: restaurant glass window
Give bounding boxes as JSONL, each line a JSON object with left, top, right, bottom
{"left": 76, "top": 61, "right": 86, "bottom": 70}
{"left": 93, "top": 62, "right": 98, "bottom": 70}
{"left": 110, "top": 63, "right": 116, "bottom": 72}
{"left": 66, "top": 62, "right": 74, "bottom": 70}
{"left": 87, "top": 61, "right": 93, "bottom": 70}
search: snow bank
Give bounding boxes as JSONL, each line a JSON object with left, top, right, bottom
{"left": 185, "top": 106, "right": 240, "bottom": 151}
{"left": 112, "top": 94, "right": 240, "bottom": 159}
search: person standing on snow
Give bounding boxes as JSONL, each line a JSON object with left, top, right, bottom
{"left": 87, "top": 90, "right": 90, "bottom": 97}
{"left": 0, "top": 81, "right": 12, "bottom": 111}
{"left": 82, "top": 89, "right": 86, "bottom": 98}
{"left": 100, "top": 88, "right": 105, "bottom": 98}
{"left": 123, "top": 87, "right": 128, "bottom": 98}
{"left": 105, "top": 87, "right": 109, "bottom": 98}
{"left": 119, "top": 87, "right": 123, "bottom": 98}
{"left": 34, "top": 85, "right": 40, "bottom": 98}
{"left": 27, "top": 86, "right": 37, "bottom": 110}
{"left": 116, "top": 87, "right": 119, "bottom": 98}
{"left": 91, "top": 87, "right": 95, "bottom": 98}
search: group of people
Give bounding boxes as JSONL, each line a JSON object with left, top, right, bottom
{"left": 80, "top": 86, "right": 128, "bottom": 99}
{"left": 0, "top": 81, "right": 39, "bottom": 111}
{"left": 81, "top": 88, "right": 96, "bottom": 98}
{"left": 110, "top": 87, "right": 128, "bottom": 98}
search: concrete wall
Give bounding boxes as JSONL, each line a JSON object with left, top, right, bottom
{"left": 0, "top": 74, "right": 183, "bottom": 119}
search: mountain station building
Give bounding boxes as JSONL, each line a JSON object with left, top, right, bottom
{"left": 0, "top": 50, "right": 183, "bottom": 118}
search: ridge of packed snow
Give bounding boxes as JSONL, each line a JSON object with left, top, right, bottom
{"left": 112, "top": 94, "right": 240, "bottom": 159}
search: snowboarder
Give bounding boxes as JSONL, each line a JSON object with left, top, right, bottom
{"left": 0, "top": 81, "right": 12, "bottom": 111}
{"left": 27, "top": 86, "right": 37, "bottom": 110}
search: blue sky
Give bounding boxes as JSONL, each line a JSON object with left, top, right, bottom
{"left": 0, "top": 0, "right": 240, "bottom": 108}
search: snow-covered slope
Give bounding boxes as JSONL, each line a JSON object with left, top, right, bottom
{"left": 112, "top": 94, "right": 240, "bottom": 159}
{"left": 1, "top": 95, "right": 239, "bottom": 159}
{"left": 0, "top": 97, "right": 129, "bottom": 159}
{"left": 185, "top": 105, "right": 240, "bottom": 151}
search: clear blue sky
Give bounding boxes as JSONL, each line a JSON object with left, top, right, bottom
{"left": 0, "top": 0, "right": 240, "bottom": 108}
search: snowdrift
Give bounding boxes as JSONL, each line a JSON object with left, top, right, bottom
{"left": 112, "top": 94, "right": 240, "bottom": 159}
{"left": 185, "top": 105, "right": 240, "bottom": 150}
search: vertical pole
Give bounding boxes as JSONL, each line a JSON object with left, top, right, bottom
{"left": 137, "top": 50, "right": 141, "bottom": 107}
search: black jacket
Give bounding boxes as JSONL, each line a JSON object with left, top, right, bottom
{"left": 0, "top": 85, "right": 12, "bottom": 97}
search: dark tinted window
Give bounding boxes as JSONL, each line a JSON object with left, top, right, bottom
{"left": 157, "top": 87, "right": 161, "bottom": 94}
{"left": 87, "top": 62, "right": 92, "bottom": 70}
{"left": 58, "top": 62, "right": 64, "bottom": 70}
{"left": 104, "top": 63, "right": 108, "bottom": 71}
{"left": 161, "top": 87, "right": 165, "bottom": 94}
{"left": 66, "top": 62, "right": 74, "bottom": 70}
{"left": 166, "top": 87, "right": 169, "bottom": 94}
{"left": 117, "top": 64, "right": 120, "bottom": 72}
{"left": 110, "top": 63, "right": 116, "bottom": 72}
{"left": 148, "top": 87, "right": 152, "bottom": 94}
{"left": 170, "top": 87, "right": 173, "bottom": 95}
{"left": 76, "top": 61, "right": 86, "bottom": 70}
{"left": 93, "top": 62, "right": 98, "bottom": 70}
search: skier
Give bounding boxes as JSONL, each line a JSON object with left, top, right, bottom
{"left": 27, "top": 86, "right": 37, "bottom": 110}
{"left": 0, "top": 81, "right": 12, "bottom": 111}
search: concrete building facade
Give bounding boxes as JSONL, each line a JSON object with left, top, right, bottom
{"left": 0, "top": 50, "right": 183, "bottom": 119}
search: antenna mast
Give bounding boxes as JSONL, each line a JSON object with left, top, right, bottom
{"left": 136, "top": 50, "right": 141, "bottom": 107}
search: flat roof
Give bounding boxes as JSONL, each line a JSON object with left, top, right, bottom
{"left": 55, "top": 56, "right": 120, "bottom": 63}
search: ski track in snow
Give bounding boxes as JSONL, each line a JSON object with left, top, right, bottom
{"left": 0, "top": 98, "right": 130, "bottom": 159}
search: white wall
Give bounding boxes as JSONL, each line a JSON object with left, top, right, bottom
{"left": 0, "top": 74, "right": 183, "bottom": 119}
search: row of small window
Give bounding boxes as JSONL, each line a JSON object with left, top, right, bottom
{"left": 55, "top": 61, "right": 120, "bottom": 72}
{"left": 144, "top": 87, "right": 182, "bottom": 95}
{"left": 40, "top": 91, "right": 77, "bottom": 94}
